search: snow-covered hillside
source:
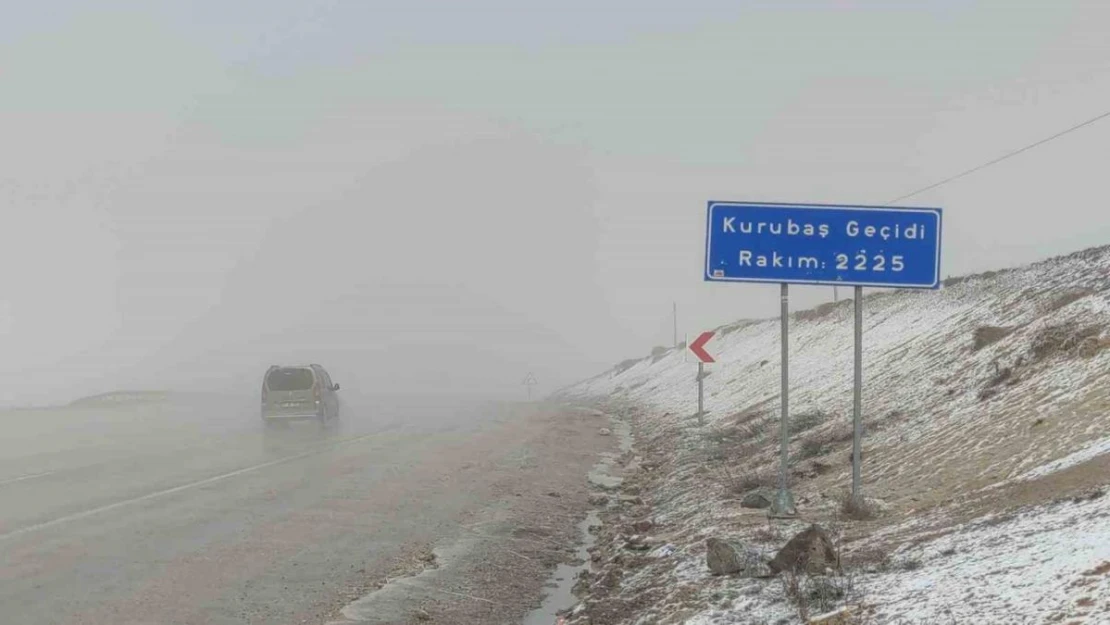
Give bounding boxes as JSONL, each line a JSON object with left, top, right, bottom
{"left": 558, "top": 245, "right": 1110, "bottom": 624}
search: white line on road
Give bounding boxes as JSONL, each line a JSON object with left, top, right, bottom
{"left": 0, "top": 433, "right": 378, "bottom": 542}
{"left": 0, "top": 471, "right": 55, "bottom": 487}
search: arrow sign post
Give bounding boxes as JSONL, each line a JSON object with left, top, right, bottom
{"left": 689, "top": 331, "right": 715, "bottom": 425}
{"left": 523, "top": 372, "right": 538, "bottom": 401}
{"left": 689, "top": 331, "right": 716, "bottom": 363}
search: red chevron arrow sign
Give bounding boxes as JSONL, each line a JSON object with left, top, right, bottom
{"left": 689, "top": 331, "right": 716, "bottom": 363}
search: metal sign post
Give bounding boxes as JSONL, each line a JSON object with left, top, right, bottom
{"left": 852, "top": 286, "right": 863, "bottom": 502}
{"left": 772, "top": 283, "right": 796, "bottom": 516}
{"left": 704, "top": 201, "right": 943, "bottom": 516}
{"left": 689, "top": 331, "right": 716, "bottom": 427}
{"left": 697, "top": 361, "right": 705, "bottom": 426}
{"left": 523, "top": 373, "right": 538, "bottom": 401}
{"left": 673, "top": 301, "right": 678, "bottom": 348}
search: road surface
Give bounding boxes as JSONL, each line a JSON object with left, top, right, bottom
{"left": 0, "top": 394, "right": 612, "bottom": 625}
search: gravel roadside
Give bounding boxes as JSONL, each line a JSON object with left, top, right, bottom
{"left": 323, "top": 402, "right": 618, "bottom": 625}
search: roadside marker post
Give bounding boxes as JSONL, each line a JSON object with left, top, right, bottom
{"left": 697, "top": 361, "right": 704, "bottom": 426}
{"left": 523, "top": 372, "right": 538, "bottom": 401}
{"left": 704, "top": 201, "right": 942, "bottom": 514}
{"left": 689, "top": 331, "right": 716, "bottom": 426}
{"left": 852, "top": 285, "right": 863, "bottom": 500}
{"left": 776, "top": 283, "right": 794, "bottom": 516}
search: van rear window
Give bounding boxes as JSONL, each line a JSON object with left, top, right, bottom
{"left": 266, "top": 368, "right": 315, "bottom": 391}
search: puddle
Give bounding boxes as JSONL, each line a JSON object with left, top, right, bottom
{"left": 587, "top": 467, "right": 623, "bottom": 489}
{"left": 521, "top": 509, "right": 600, "bottom": 625}
{"left": 523, "top": 411, "right": 631, "bottom": 625}
{"left": 587, "top": 415, "right": 633, "bottom": 490}
{"left": 612, "top": 417, "right": 633, "bottom": 453}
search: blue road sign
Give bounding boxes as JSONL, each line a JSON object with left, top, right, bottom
{"left": 704, "top": 201, "right": 942, "bottom": 289}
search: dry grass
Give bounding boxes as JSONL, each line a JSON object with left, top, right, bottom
{"left": 838, "top": 494, "right": 880, "bottom": 521}
{"left": 795, "top": 300, "right": 850, "bottom": 323}
{"left": 972, "top": 326, "right": 1014, "bottom": 351}
{"left": 751, "top": 524, "right": 784, "bottom": 543}
{"left": 943, "top": 269, "right": 1003, "bottom": 288}
{"left": 1031, "top": 323, "right": 1103, "bottom": 361}
{"left": 797, "top": 427, "right": 853, "bottom": 461}
{"left": 718, "top": 319, "right": 758, "bottom": 337}
{"left": 978, "top": 366, "right": 1016, "bottom": 401}
{"left": 650, "top": 346, "right": 669, "bottom": 363}
{"left": 791, "top": 410, "right": 831, "bottom": 436}
{"left": 797, "top": 437, "right": 828, "bottom": 461}
{"left": 724, "top": 469, "right": 777, "bottom": 494}
{"left": 844, "top": 546, "right": 891, "bottom": 572}
{"left": 1044, "top": 288, "right": 1093, "bottom": 315}
{"left": 896, "top": 557, "right": 923, "bottom": 572}
{"left": 780, "top": 562, "right": 859, "bottom": 621}
{"left": 612, "top": 358, "right": 641, "bottom": 376}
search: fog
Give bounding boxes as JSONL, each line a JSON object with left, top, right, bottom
{"left": 4, "top": 1, "right": 1110, "bottom": 405}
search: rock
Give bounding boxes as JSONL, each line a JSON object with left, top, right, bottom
{"left": 414, "top": 608, "right": 432, "bottom": 621}
{"left": 599, "top": 428, "right": 613, "bottom": 436}
{"left": 808, "top": 606, "right": 852, "bottom": 624}
{"left": 547, "top": 491, "right": 562, "bottom": 498}
{"left": 768, "top": 524, "right": 839, "bottom": 575}
{"left": 705, "top": 537, "right": 772, "bottom": 577}
{"left": 588, "top": 493, "right": 610, "bottom": 506}
{"left": 741, "top": 491, "right": 772, "bottom": 509}
{"left": 652, "top": 543, "right": 676, "bottom": 558}
{"left": 631, "top": 519, "right": 654, "bottom": 533}
{"left": 619, "top": 495, "right": 644, "bottom": 506}
{"left": 623, "top": 484, "right": 641, "bottom": 496}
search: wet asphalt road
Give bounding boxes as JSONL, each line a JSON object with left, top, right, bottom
{"left": 0, "top": 394, "right": 585, "bottom": 625}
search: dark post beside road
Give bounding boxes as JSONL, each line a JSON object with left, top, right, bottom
{"left": 697, "top": 361, "right": 704, "bottom": 426}
{"left": 852, "top": 285, "right": 863, "bottom": 502}
{"left": 771, "top": 282, "right": 796, "bottom": 517}
{"left": 688, "top": 331, "right": 716, "bottom": 428}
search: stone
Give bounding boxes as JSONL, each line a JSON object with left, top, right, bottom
{"left": 808, "top": 606, "right": 852, "bottom": 624}
{"left": 588, "top": 493, "right": 610, "bottom": 507}
{"left": 652, "top": 543, "right": 676, "bottom": 558}
{"left": 741, "top": 491, "right": 773, "bottom": 509}
{"left": 768, "top": 524, "right": 840, "bottom": 575}
{"left": 705, "top": 537, "right": 772, "bottom": 577}
{"left": 631, "top": 519, "right": 654, "bottom": 533}
{"left": 599, "top": 428, "right": 613, "bottom": 436}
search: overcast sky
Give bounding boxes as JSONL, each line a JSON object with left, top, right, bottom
{"left": 2, "top": 1, "right": 1110, "bottom": 404}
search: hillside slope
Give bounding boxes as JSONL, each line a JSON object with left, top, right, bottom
{"left": 558, "top": 245, "right": 1110, "bottom": 624}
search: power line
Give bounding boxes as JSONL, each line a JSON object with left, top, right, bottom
{"left": 888, "top": 107, "right": 1110, "bottom": 205}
